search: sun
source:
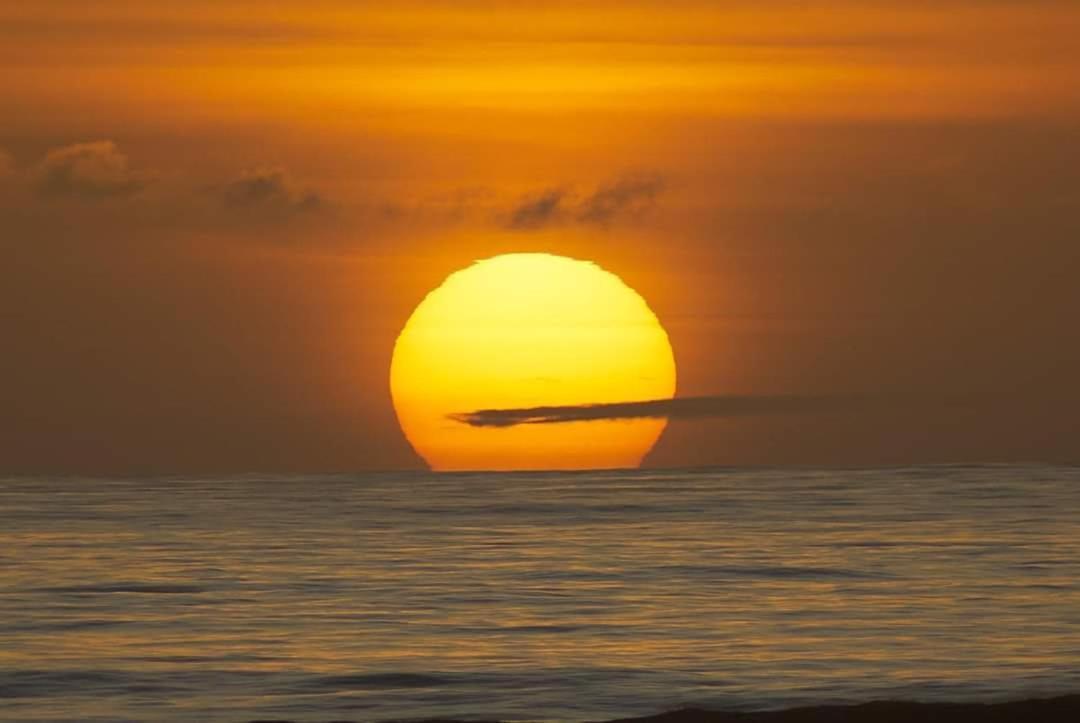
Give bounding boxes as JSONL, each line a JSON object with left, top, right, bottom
{"left": 390, "top": 253, "right": 676, "bottom": 471}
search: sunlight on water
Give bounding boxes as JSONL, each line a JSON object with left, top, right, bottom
{"left": 2, "top": 466, "right": 1079, "bottom": 721}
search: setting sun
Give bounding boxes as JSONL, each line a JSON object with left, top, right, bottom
{"left": 390, "top": 253, "right": 676, "bottom": 471}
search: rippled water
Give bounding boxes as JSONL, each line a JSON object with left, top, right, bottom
{"left": 2, "top": 466, "right": 1080, "bottom": 721}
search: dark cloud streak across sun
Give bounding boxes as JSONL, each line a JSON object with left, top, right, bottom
{"left": 450, "top": 394, "right": 864, "bottom": 428}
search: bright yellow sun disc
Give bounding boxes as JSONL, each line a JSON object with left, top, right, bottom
{"left": 390, "top": 253, "right": 676, "bottom": 471}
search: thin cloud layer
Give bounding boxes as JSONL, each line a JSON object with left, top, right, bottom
{"left": 34, "top": 141, "right": 149, "bottom": 199}
{"left": 451, "top": 394, "right": 861, "bottom": 428}
{"left": 221, "top": 167, "right": 323, "bottom": 214}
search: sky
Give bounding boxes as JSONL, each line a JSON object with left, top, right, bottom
{"left": 2, "top": 0, "right": 1079, "bottom": 473}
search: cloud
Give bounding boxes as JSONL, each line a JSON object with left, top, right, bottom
{"left": 451, "top": 394, "right": 861, "bottom": 428}
{"left": 506, "top": 188, "right": 567, "bottom": 230}
{"left": 34, "top": 141, "right": 149, "bottom": 199}
{"left": 504, "top": 173, "right": 665, "bottom": 231}
{"left": 577, "top": 173, "right": 665, "bottom": 226}
{"left": 220, "top": 167, "right": 324, "bottom": 214}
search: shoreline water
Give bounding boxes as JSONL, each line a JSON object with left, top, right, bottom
{"left": 251, "top": 695, "right": 1080, "bottom": 722}
{"left": 601, "top": 694, "right": 1080, "bottom": 722}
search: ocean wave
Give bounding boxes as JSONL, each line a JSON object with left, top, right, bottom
{"left": 35, "top": 582, "right": 208, "bottom": 595}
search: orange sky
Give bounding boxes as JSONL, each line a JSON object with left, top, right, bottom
{"left": 2, "top": 1, "right": 1079, "bottom": 472}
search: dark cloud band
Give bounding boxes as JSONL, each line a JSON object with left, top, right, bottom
{"left": 450, "top": 394, "right": 862, "bottom": 428}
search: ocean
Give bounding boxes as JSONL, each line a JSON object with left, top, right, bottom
{"left": 2, "top": 465, "right": 1079, "bottom": 722}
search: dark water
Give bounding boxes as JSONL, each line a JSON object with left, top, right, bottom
{"left": 2, "top": 465, "right": 1079, "bottom": 722}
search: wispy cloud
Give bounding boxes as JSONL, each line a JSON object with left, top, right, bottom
{"left": 506, "top": 188, "right": 566, "bottom": 230}
{"left": 577, "top": 173, "right": 665, "bottom": 226}
{"left": 504, "top": 172, "right": 666, "bottom": 231}
{"left": 451, "top": 394, "right": 861, "bottom": 428}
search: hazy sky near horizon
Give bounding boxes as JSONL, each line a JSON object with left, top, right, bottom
{"left": 2, "top": 0, "right": 1079, "bottom": 473}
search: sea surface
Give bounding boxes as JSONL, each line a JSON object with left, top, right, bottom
{"left": 2, "top": 465, "right": 1079, "bottom": 722}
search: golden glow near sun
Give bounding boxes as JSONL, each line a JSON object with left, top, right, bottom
{"left": 391, "top": 253, "right": 676, "bottom": 471}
